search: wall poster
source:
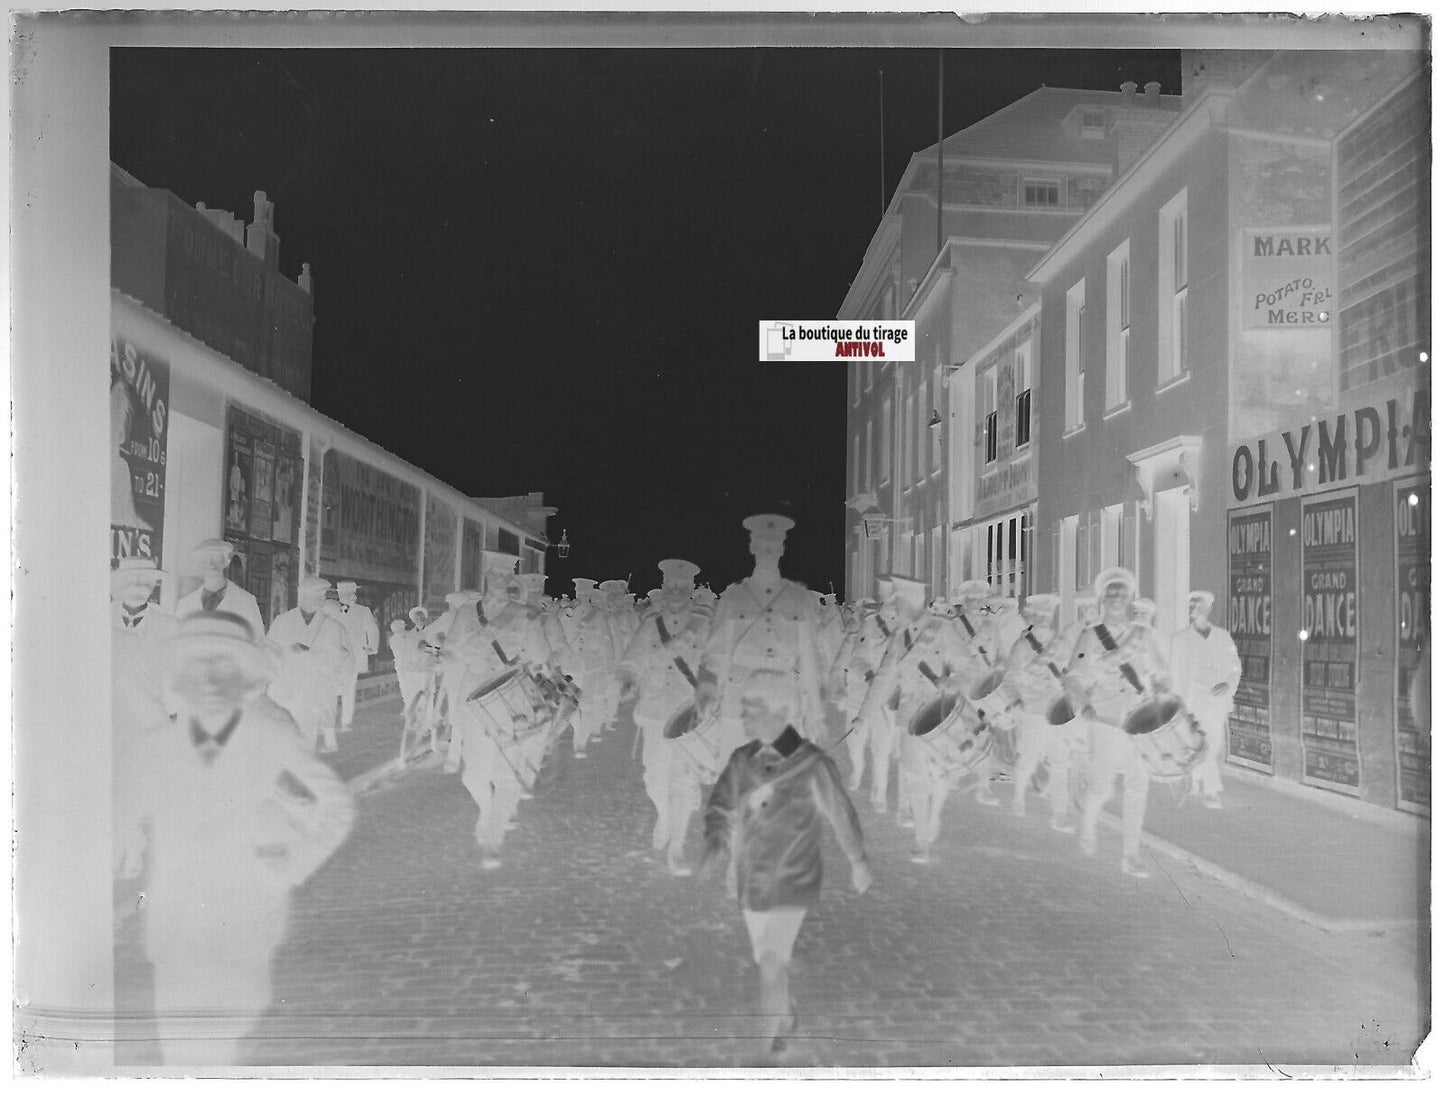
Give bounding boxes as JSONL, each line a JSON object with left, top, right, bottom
{"left": 1226, "top": 506, "right": 1274, "bottom": 772}
{"left": 1394, "top": 479, "right": 1430, "bottom": 813}
{"left": 109, "top": 329, "right": 170, "bottom": 565}
{"left": 1299, "top": 489, "right": 1362, "bottom": 794}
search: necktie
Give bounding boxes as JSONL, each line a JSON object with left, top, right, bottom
{"left": 122, "top": 605, "right": 147, "bottom": 629}
{"left": 201, "top": 586, "right": 225, "bottom": 613}
{"left": 190, "top": 710, "right": 242, "bottom": 763}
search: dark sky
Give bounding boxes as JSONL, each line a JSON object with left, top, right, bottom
{"left": 110, "top": 46, "right": 1180, "bottom": 596}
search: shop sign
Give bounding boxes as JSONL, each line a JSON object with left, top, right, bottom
{"left": 1242, "top": 226, "right": 1334, "bottom": 328}
{"left": 109, "top": 330, "right": 170, "bottom": 565}
{"left": 1299, "top": 490, "right": 1362, "bottom": 794}
{"left": 461, "top": 519, "right": 483, "bottom": 592}
{"left": 324, "top": 450, "right": 421, "bottom": 585}
{"left": 423, "top": 494, "right": 459, "bottom": 601}
{"left": 863, "top": 512, "right": 887, "bottom": 540}
{"left": 1231, "top": 386, "right": 1429, "bottom": 503}
{"left": 1394, "top": 481, "right": 1430, "bottom": 813}
{"left": 1226, "top": 507, "right": 1274, "bottom": 772}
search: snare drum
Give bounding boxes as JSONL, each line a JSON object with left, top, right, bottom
{"left": 467, "top": 669, "right": 545, "bottom": 741}
{"left": 1124, "top": 694, "right": 1206, "bottom": 781}
{"left": 907, "top": 692, "right": 992, "bottom": 782}
{"left": 969, "top": 666, "right": 1011, "bottom": 721}
{"left": 663, "top": 701, "right": 729, "bottom": 783}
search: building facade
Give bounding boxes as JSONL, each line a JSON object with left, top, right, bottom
{"left": 111, "top": 166, "right": 547, "bottom": 689}
{"left": 842, "top": 84, "right": 1179, "bottom": 602}
{"left": 1027, "top": 51, "right": 1428, "bottom": 811}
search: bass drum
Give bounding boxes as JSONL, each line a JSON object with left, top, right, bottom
{"left": 1124, "top": 694, "right": 1206, "bottom": 781}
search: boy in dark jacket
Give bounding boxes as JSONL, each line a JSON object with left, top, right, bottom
{"left": 701, "top": 669, "right": 872, "bottom": 1052}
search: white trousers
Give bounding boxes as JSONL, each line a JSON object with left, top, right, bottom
{"left": 1079, "top": 719, "right": 1150, "bottom": 859}
{"left": 1011, "top": 711, "right": 1075, "bottom": 818}
{"left": 1189, "top": 696, "right": 1231, "bottom": 796}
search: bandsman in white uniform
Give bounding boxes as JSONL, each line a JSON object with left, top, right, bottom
{"left": 444, "top": 557, "right": 551, "bottom": 868}
{"left": 617, "top": 558, "right": 709, "bottom": 864}
{"left": 829, "top": 597, "right": 888, "bottom": 791}
{"left": 175, "top": 538, "right": 265, "bottom": 640}
{"left": 695, "top": 515, "right": 828, "bottom": 746}
{"left": 116, "top": 612, "right": 354, "bottom": 1066}
{"left": 388, "top": 612, "right": 436, "bottom": 720}
{"left": 1065, "top": 567, "right": 1171, "bottom": 878}
{"left": 814, "top": 592, "right": 846, "bottom": 668}
{"left": 944, "top": 579, "right": 1009, "bottom": 806}
{"left": 988, "top": 594, "right": 1025, "bottom": 654}
{"left": 569, "top": 578, "right": 618, "bottom": 757}
{"left": 598, "top": 579, "right": 635, "bottom": 730}
{"left": 999, "top": 594, "right": 1080, "bottom": 829}
{"left": 874, "top": 579, "right": 990, "bottom": 862}
{"left": 333, "top": 580, "right": 379, "bottom": 733}
{"left": 1131, "top": 597, "right": 1160, "bottom": 641}
{"left": 1168, "top": 591, "right": 1242, "bottom": 809}
{"left": 267, "top": 577, "right": 351, "bottom": 753}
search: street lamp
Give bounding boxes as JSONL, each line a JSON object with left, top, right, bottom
{"left": 552, "top": 529, "right": 571, "bottom": 559}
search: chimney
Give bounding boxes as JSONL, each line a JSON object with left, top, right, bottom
{"left": 1120, "top": 81, "right": 1137, "bottom": 105}
{"left": 1143, "top": 81, "right": 1161, "bottom": 107}
{"left": 245, "top": 189, "right": 281, "bottom": 271}
{"left": 298, "top": 262, "right": 313, "bottom": 295}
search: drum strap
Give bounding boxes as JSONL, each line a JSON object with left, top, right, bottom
{"left": 956, "top": 611, "right": 994, "bottom": 667}
{"left": 1092, "top": 624, "right": 1145, "bottom": 694}
{"left": 655, "top": 615, "right": 699, "bottom": 687}
{"left": 875, "top": 616, "right": 891, "bottom": 639}
{"left": 1025, "top": 629, "right": 1064, "bottom": 681}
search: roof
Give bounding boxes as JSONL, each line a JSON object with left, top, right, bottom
{"left": 923, "top": 86, "right": 1181, "bottom": 168}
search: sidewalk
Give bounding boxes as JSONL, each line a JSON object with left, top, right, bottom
{"left": 1102, "top": 766, "right": 1429, "bottom": 933}
{"left": 323, "top": 687, "right": 412, "bottom": 789}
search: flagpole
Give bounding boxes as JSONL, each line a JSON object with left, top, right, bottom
{"left": 878, "top": 69, "right": 886, "bottom": 219}
{"left": 936, "top": 48, "right": 944, "bottom": 255}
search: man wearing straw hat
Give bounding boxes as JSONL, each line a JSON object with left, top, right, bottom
{"left": 175, "top": 537, "right": 265, "bottom": 641}
{"left": 1064, "top": 566, "right": 1171, "bottom": 878}
{"left": 115, "top": 611, "right": 355, "bottom": 1066}
{"left": 333, "top": 580, "right": 379, "bottom": 734}
{"left": 266, "top": 576, "right": 351, "bottom": 754}
{"left": 1168, "top": 590, "right": 1242, "bottom": 810}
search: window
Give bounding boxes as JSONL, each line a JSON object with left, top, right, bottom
{"left": 931, "top": 364, "right": 944, "bottom": 470}
{"left": 1106, "top": 241, "right": 1131, "bottom": 409}
{"left": 864, "top": 420, "right": 873, "bottom": 490}
{"left": 983, "top": 367, "right": 999, "bottom": 463}
{"left": 1075, "top": 510, "right": 1101, "bottom": 589}
{"left": 1014, "top": 342, "right": 1033, "bottom": 447}
{"left": 1059, "top": 515, "right": 1079, "bottom": 604}
{"left": 905, "top": 395, "right": 916, "bottom": 484}
{"left": 1159, "top": 188, "right": 1188, "bottom": 384}
{"left": 916, "top": 383, "right": 928, "bottom": 483}
{"left": 983, "top": 510, "right": 1033, "bottom": 598}
{"left": 1080, "top": 107, "right": 1106, "bottom": 139}
{"left": 1065, "top": 279, "right": 1087, "bottom": 430}
{"left": 880, "top": 395, "right": 892, "bottom": 483}
{"left": 1024, "top": 178, "right": 1060, "bottom": 207}
{"left": 1101, "top": 503, "right": 1123, "bottom": 568}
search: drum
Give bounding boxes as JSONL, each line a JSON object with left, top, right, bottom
{"left": 1046, "top": 692, "right": 1078, "bottom": 729}
{"left": 466, "top": 669, "right": 546, "bottom": 741}
{"left": 663, "top": 701, "right": 728, "bottom": 783}
{"left": 969, "top": 666, "right": 1011, "bottom": 721}
{"left": 907, "top": 692, "right": 992, "bottom": 780}
{"left": 1124, "top": 693, "right": 1206, "bottom": 781}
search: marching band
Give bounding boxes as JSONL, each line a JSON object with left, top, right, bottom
{"left": 346, "top": 514, "right": 1236, "bottom": 883}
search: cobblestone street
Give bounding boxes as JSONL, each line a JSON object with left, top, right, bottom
{"left": 103, "top": 698, "right": 1422, "bottom": 1072}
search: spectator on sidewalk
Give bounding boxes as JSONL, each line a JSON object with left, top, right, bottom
{"left": 175, "top": 538, "right": 264, "bottom": 640}
{"left": 115, "top": 611, "right": 355, "bottom": 1067}
{"left": 1167, "top": 590, "right": 1242, "bottom": 810}
{"left": 267, "top": 577, "right": 350, "bottom": 754}
{"left": 701, "top": 668, "right": 872, "bottom": 1053}
{"left": 333, "top": 580, "right": 379, "bottom": 733}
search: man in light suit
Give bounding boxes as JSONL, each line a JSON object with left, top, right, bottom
{"left": 175, "top": 538, "right": 265, "bottom": 640}
{"left": 1168, "top": 590, "right": 1242, "bottom": 810}
{"left": 333, "top": 580, "right": 379, "bottom": 732}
